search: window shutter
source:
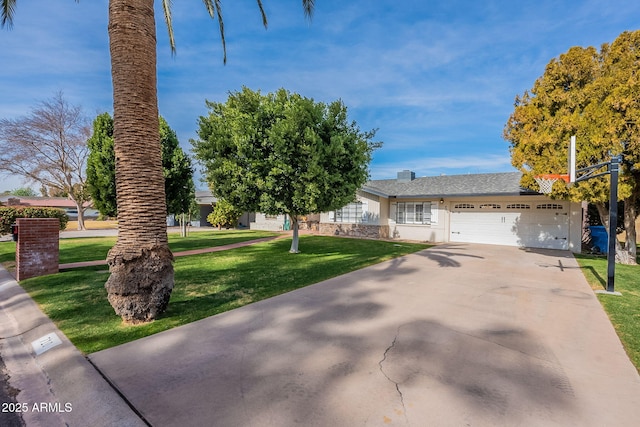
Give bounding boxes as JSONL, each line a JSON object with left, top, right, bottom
{"left": 361, "top": 201, "right": 369, "bottom": 223}
{"left": 390, "top": 203, "right": 397, "bottom": 223}
{"left": 329, "top": 211, "right": 335, "bottom": 221}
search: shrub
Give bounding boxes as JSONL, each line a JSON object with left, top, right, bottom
{"left": 0, "top": 207, "right": 69, "bottom": 234}
{"left": 207, "top": 199, "right": 243, "bottom": 229}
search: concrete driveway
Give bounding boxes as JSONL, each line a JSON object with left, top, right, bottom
{"left": 89, "top": 243, "right": 640, "bottom": 426}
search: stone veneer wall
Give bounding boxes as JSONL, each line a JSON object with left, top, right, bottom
{"left": 16, "top": 218, "right": 60, "bottom": 281}
{"left": 319, "top": 223, "right": 389, "bottom": 239}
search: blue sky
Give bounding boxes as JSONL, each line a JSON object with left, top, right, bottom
{"left": 1, "top": 0, "right": 639, "bottom": 192}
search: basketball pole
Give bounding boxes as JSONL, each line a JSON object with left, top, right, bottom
{"left": 572, "top": 142, "right": 622, "bottom": 294}
{"left": 606, "top": 155, "right": 620, "bottom": 293}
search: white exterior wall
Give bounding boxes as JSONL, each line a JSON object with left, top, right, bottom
{"left": 320, "top": 192, "right": 583, "bottom": 253}
{"left": 250, "top": 213, "right": 286, "bottom": 231}
{"left": 320, "top": 192, "right": 384, "bottom": 225}
{"left": 388, "top": 199, "right": 446, "bottom": 242}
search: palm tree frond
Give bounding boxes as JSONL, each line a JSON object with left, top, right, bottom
{"left": 201, "top": 0, "right": 215, "bottom": 18}
{"left": 202, "top": 0, "right": 227, "bottom": 64}
{"left": 213, "top": 0, "right": 227, "bottom": 64}
{"left": 302, "top": 0, "right": 315, "bottom": 20}
{"left": 162, "top": 0, "right": 177, "bottom": 56}
{"left": 1, "top": 0, "right": 17, "bottom": 28}
{"left": 256, "top": 0, "right": 268, "bottom": 28}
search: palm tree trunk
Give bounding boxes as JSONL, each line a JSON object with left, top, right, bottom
{"left": 105, "top": 0, "right": 174, "bottom": 324}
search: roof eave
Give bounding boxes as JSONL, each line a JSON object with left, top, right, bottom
{"left": 392, "top": 191, "right": 535, "bottom": 198}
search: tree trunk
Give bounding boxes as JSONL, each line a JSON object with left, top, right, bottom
{"left": 595, "top": 202, "right": 634, "bottom": 265}
{"left": 105, "top": 0, "right": 174, "bottom": 324}
{"left": 289, "top": 215, "right": 300, "bottom": 253}
{"left": 73, "top": 199, "right": 86, "bottom": 231}
{"left": 623, "top": 191, "right": 638, "bottom": 265}
{"left": 180, "top": 213, "right": 187, "bottom": 237}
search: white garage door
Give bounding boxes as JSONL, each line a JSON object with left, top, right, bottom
{"left": 449, "top": 201, "right": 569, "bottom": 250}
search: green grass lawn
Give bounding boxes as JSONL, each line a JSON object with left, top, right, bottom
{"left": 0, "top": 229, "right": 278, "bottom": 266}
{"left": 575, "top": 253, "right": 640, "bottom": 371}
{"left": 16, "top": 235, "right": 429, "bottom": 354}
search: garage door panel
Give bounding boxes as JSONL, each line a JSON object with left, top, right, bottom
{"left": 450, "top": 203, "right": 568, "bottom": 250}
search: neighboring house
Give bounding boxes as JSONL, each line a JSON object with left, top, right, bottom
{"left": 192, "top": 190, "right": 216, "bottom": 227}
{"left": 251, "top": 213, "right": 320, "bottom": 232}
{"left": 193, "top": 191, "right": 255, "bottom": 228}
{"left": 319, "top": 171, "right": 583, "bottom": 253}
{"left": 0, "top": 195, "right": 98, "bottom": 219}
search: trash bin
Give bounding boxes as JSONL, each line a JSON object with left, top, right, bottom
{"left": 10, "top": 223, "right": 18, "bottom": 242}
{"left": 588, "top": 225, "right": 608, "bottom": 254}
{"left": 283, "top": 218, "right": 290, "bottom": 231}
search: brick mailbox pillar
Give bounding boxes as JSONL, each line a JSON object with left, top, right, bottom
{"left": 15, "top": 218, "right": 60, "bottom": 281}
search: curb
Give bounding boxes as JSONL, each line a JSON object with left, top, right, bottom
{"left": 0, "top": 266, "right": 145, "bottom": 426}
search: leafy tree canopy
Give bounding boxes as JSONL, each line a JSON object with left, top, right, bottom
{"left": 10, "top": 187, "right": 37, "bottom": 197}
{"left": 207, "top": 199, "right": 244, "bottom": 229}
{"left": 160, "top": 116, "right": 196, "bottom": 217}
{"left": 504, "top": 30, "right": 640, "bottom": 263}
{"left": 87, "top": 112, "right": 117, "bottom": 217}
{"left": 192, "top": 87, "right": 381, "bottom": 252}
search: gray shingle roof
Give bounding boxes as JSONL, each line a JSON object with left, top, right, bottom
{"left": 363, "top": 172, "right": 534, "bottom": 198}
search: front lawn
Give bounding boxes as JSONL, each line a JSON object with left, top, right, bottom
{"left": 17, "top": 235, "right": 429, "bottom": 354}
{"left": 0, "top": 229, "right": 279, "bottom": 266}
{"left": 575, "top": 253, "right": 640, "bottom": 371}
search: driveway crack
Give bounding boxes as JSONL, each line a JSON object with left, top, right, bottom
{"left": 379, "top": 327, "right": 409, "bottom": 424}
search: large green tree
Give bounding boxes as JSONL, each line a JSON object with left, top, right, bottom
{"left": 160, "top": 116, "right": 196, "bottom": 220}
{"left": 192, "top": 87, "right": 381, "bottom": 253}
{"left": 505, "top": 30, "right": 640, "bottom": 264}
{"left": 2, "top": 0, "right": 315, "bottom": 323}
{"left": 87, "top": 112, "right": 117, "bottom": 218}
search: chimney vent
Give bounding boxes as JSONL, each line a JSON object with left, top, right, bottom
{"left": 397, "top": 170, "right": 415, "bottom": 182}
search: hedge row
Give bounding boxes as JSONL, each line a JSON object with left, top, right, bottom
{"left": 0, "top": 207, "right": 69, "bottom": 234}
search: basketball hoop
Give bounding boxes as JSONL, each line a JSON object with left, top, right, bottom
{"left": 534, "top": 174, "right": 570, "bottom": 194}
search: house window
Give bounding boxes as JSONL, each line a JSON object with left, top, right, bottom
{"left": 507, "top": 203, "right": 530, "bottom": 209}
{"left": 454, "top": 203, "right": 475, "bottom": 209}
{"left": 395, "top": 202, "right": 432, "bottom": 224}
{"left": 536, "top": 203, "right": 563, "bottom": 210}
{"left": 265, "top": 214, "right": 278, "bottom": 220}
{"left": 479, "top": 203, "right": 501, "bottom": 209}
{"left": 333, "top": 202, "right": 366, "bottom": 223}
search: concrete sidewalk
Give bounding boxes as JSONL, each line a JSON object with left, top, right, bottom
{"left": 88, "top": 244, "right": 640, "bottom": 426}
{"left": 0, "top": 265, "right": 145, "bottom": 426}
